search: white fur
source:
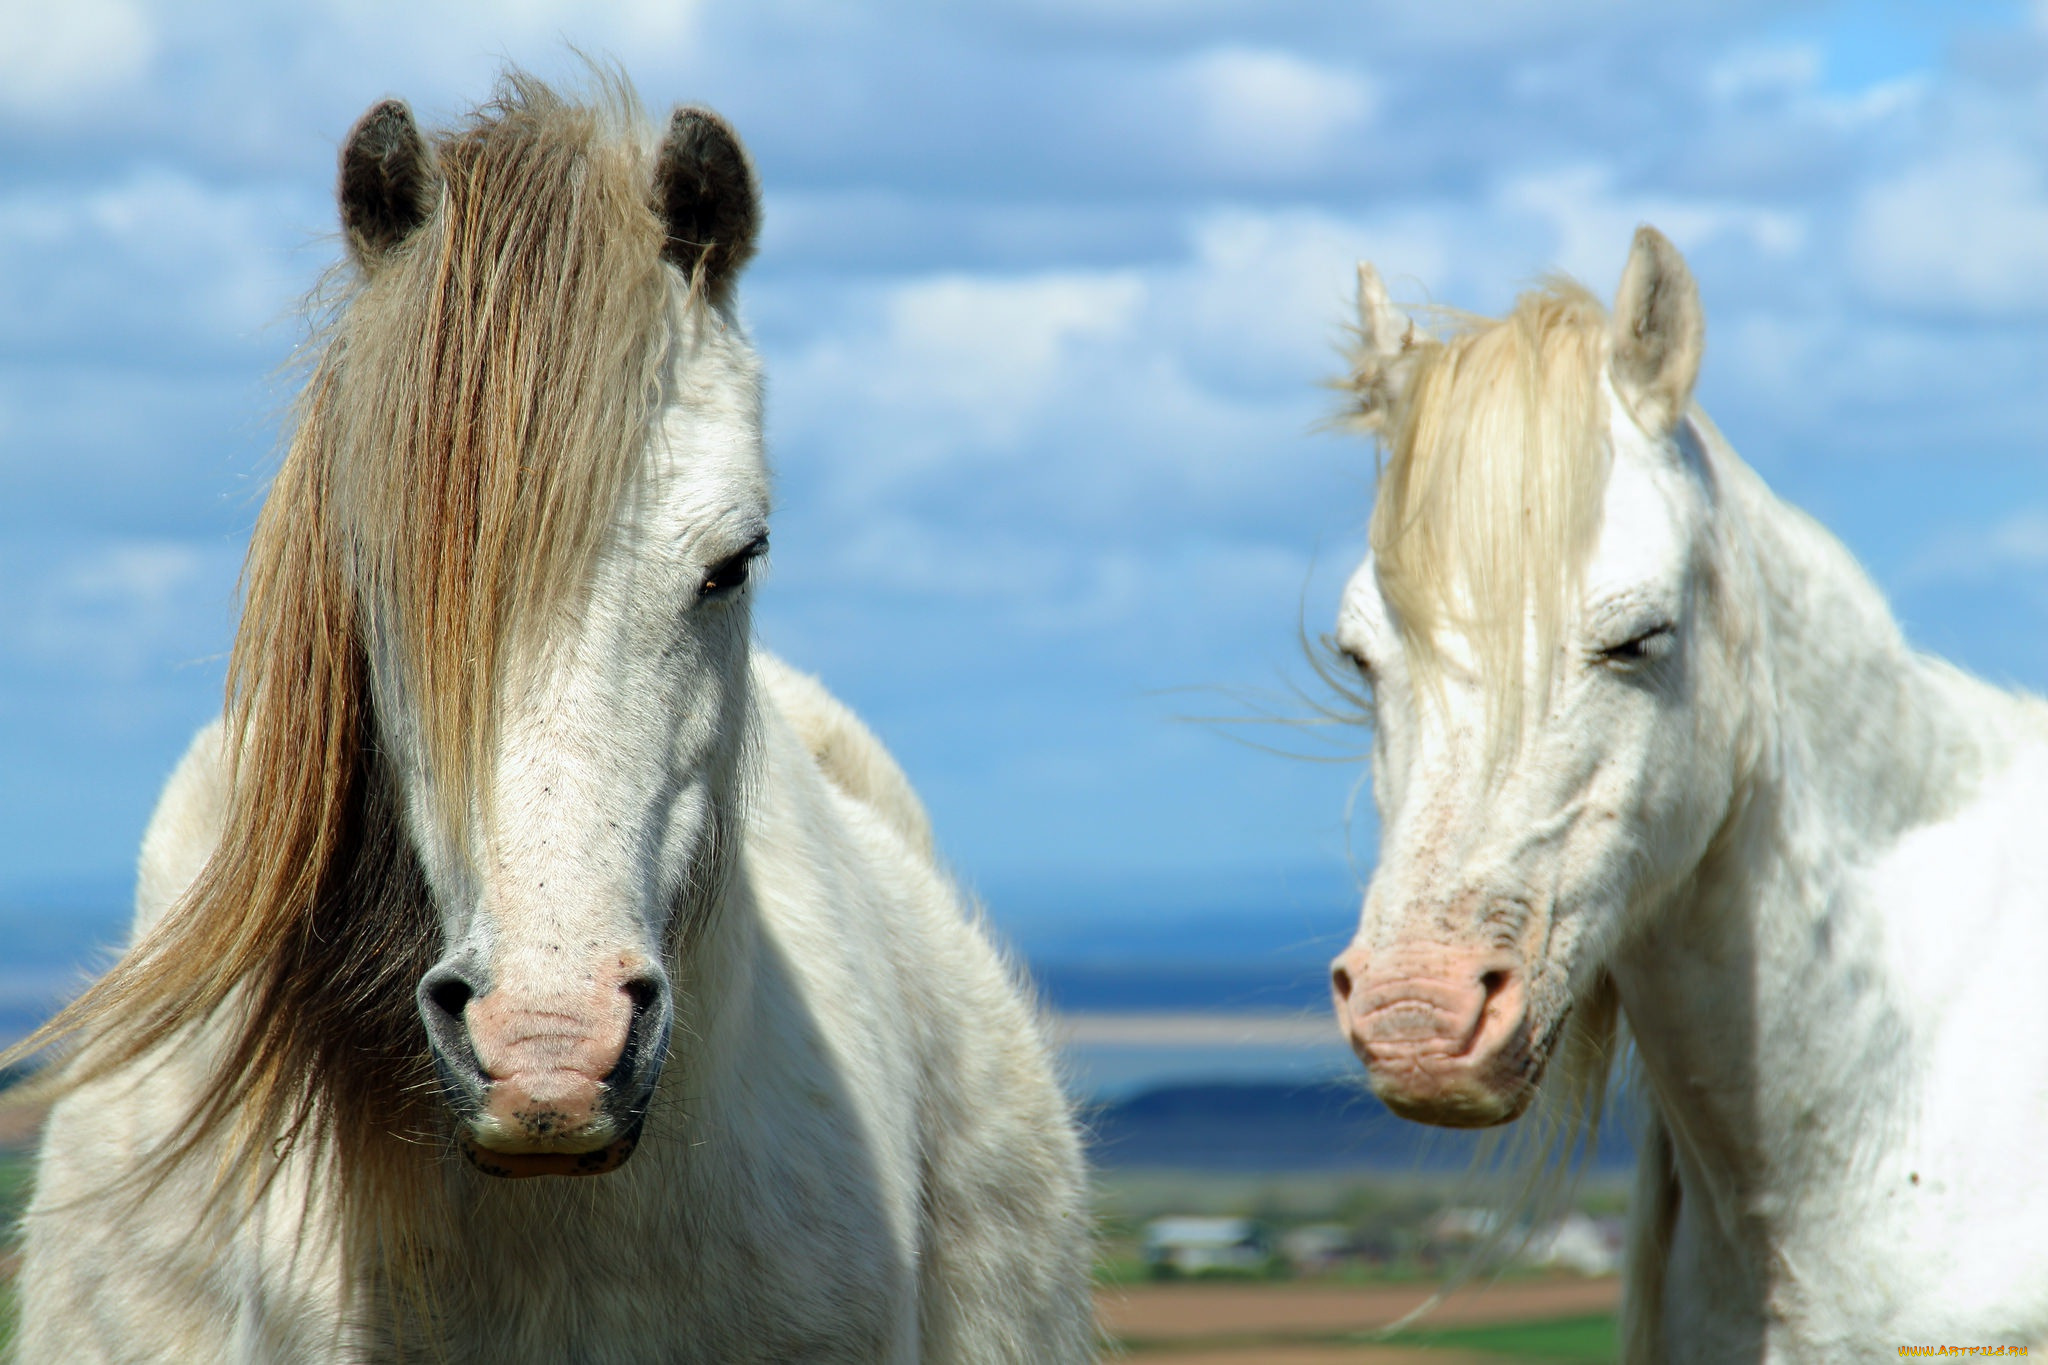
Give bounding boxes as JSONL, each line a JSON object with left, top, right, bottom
{"left": 1338, "top": 244, "right": 2048, "bottom": 1357}
{"left": 753, "top": 653, "right": 937, "bottom": 863}
{"left": 15, "top": 304, "right": 1091, "bottom": 1363}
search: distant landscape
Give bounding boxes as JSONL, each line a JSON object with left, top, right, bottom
{"left": 1086, "top": 1080, "right": 1637, "bottom": 1175}
{"left": 0, "top": 888, "right": 1641, "bottom": 1180}
{"left": 0, "top": 865, "right": 1357, "bottom": 1039}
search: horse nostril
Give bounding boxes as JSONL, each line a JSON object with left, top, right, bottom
{"left": 418, "top": 963, "right": 483, "bottom": 1059}
{"left": 1331, "top": 964, "right": 1354, "bottom": 1002}
{"left": 1479, "top": 969, "right": 1513, "bottom": 1003}
{"left": 425, "top": 973, "right": 474, "bottom": 1025}
{"left": 622, "top": 975, "right": 662, "bottom": 1020}
{"left": 609, "top": 973, "right": 672, "bottom": 1089}
{"left": 416, "top": 962, "right": 488, "bottom": 1106}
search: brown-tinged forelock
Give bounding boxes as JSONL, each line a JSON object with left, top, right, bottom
{"left": 338, "top": 72, "right": 672, "bottom": 844}
{"left": 1, "top": 74, "right": 682, "bottom": 1297}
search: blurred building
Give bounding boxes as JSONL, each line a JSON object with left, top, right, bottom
{"left": 1277, "top": 1222, "right": 1353, "bottom": 1273}
{"left": 1524, "top": 1212, "right": 1625, "bottom": 1276}
{"left": 1142, "top": 1216, "right": 1271, "bottom": 1276}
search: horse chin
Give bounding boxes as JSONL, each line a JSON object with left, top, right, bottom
{"left": 1366, "top": 1010, "right": 1563, "bottom": 1130}
{"left": 457, "top": 1123, "right": 644, "bottom": 1179}
{"left": 1373, "top": 1071, "right": 1540, "bottom": 1129}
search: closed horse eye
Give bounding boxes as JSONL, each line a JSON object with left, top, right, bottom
{"left": 699, "top": 535, "right": 767, "bottom": 599}
{"left": 1325, "top": 633, "right": 1372, "bottom": 677}
{"left": 1598, "top": 623, "right": 1675, "bottom": 667}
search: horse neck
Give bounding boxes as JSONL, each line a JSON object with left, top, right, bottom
{"left": 1613, "top": 418, "right": 2016, "bottom": 1263}
{"left": 1722, "top": 462, "right": 2000, "bottom": 841}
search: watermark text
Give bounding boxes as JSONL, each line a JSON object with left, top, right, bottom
{"left": 1899, "top": 1349, "right": 2030, "bottom": 1357}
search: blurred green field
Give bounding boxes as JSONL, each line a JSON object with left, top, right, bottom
{"left": 1092, "top": 1166, "right": 1629, "bottom": 1288}
{"left": 1391, "top": 1313, "right": 1617, "bottom": 1362}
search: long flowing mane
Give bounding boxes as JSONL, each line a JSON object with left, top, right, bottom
{"left": 1351, "top": 282, "right": 1612, "bottom": 773}
{"left": 1339, "top": 281, "right": 1630, "bottom": 1308}
{"left": 4, "top": 75, "right": 676, "bottom": 1252}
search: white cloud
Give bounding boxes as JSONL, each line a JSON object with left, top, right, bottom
{"left": 1172, "top": 210, "right": 1382, "bottom": 375}
{"left": 1349, "top": 0, "right": 1695, "bottom": 49}
{"left": 1701, "top": 41, "right": 1922, "bottom": 130}
{"left": 766, "top": 202, "right": 1503, "bottom": 531}
{"left": 0, "top": 0, "right": 155, "bottom": 116}
{"left": 1178, "top": 47, "right": 1375, "bottom": 177}
{"left": 1851, "top": 146, "right": 2048, "bottom": 317}
{"left": 776, "top": 508, "right": 1319, "bottom": 642}
{"left": 820, "top": 518, "right": 1151, "bottom": 632}
{"left": 1500, "top": 163, "right": 1806, "bottom": 287}
{"left": 776, "top": 270, "right": 1145, "bottom": 474}
{"left": 601, "top": 0, "right": 705, "bottom": 48}
{"left": 889, "top": 273, "right": 1142, "bottom": 406}
{"left": 1826, "top": 74, "right": 1928, "bottom": 128}
{"left": 1706, "top": 44, "right": 1822, "bottom": 103}
{"left": 307, "top": 0, "right": 705, "bottom": 58}
{"left": 0, "top": 169, "right": 316, "bottom": 351}
{"left": 5, "top": 540, "right": 238, "bottom": 681}
{"left": 1905, "top": 510, "right": 2048, "bottom": 587}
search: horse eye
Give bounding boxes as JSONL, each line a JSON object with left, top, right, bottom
{"left": 1599, "top": 623, "right": 1675, "bottom": 667}
{"left": 699, "top": 536, "right": 767, "bottom": 599}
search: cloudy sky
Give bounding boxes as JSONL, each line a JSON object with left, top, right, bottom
{"left": 1, "top": 0, "right": 2045, "bottom": 953}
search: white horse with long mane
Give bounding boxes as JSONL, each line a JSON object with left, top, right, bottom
{"left": 7, "top": 75, "right": 1092, "bottom": 1362}
{"left": 1326, "top": 227, "right": 2048, "bottom": 1358}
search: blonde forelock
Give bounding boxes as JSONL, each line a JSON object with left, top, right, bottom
{"left": 1367, "top": 280, "right": 1612, "bottom": 773}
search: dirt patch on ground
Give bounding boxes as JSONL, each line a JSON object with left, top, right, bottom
{"left": 1099, "top": 1275, "right": 1619, "bottom": 1343}
{"left": 1106, "top": 1346, "right": 1488, "bottom": 1365}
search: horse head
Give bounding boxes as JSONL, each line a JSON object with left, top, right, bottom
{"left": 331, "top": 85, "right": 767, "bottom": 1176}
{"left": 1328, "top": 228, "right": 1750, "bottom": 1127}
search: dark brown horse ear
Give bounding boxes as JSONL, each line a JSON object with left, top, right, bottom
{"left": 339, "top": 100, "right": 440, "bottom": 270}
{"left": 654, "top": 107, "right": 759, "bottom": 300}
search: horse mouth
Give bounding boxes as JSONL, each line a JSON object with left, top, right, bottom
{"left": 457, "top": 1121, "right": 644, "bottom": 1179}
{"left": 1366, "top": 1004, "right": 1570, "bottom": 1129}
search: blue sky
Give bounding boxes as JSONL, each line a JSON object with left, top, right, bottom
{"left": 0, "top": 1, "right": 2045, "bottom": 959}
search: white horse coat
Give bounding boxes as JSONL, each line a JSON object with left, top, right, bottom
{"left": 1328, "top": 228, "right": 2048, "bottom": 1359}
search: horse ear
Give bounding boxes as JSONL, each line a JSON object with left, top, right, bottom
{"left": 339, "top": 100, "right": 440, "bottom": 270}
{"left": 654, "top": 107, "right": 760, "bottom": 300}
{"left": 1610, "top": 226, "right": 1703, "bottom": 437}
{"left": 1340, "top": 262, "right": 1419, "bottom": 435}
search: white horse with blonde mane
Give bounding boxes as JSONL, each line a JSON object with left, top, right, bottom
{"left": 1325, "top": 227, "right": 2048, "bottom": 1359}
{"left": 8, "top": 75, "right": 1092, "bottom": 1363}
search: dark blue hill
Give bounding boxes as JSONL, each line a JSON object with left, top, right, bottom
{"left": 1083, "top": 1079, "right": 1638, "bottom": 1173}
{"left": 1031, "top": 961, "right": 1328, "bottom": 1013}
